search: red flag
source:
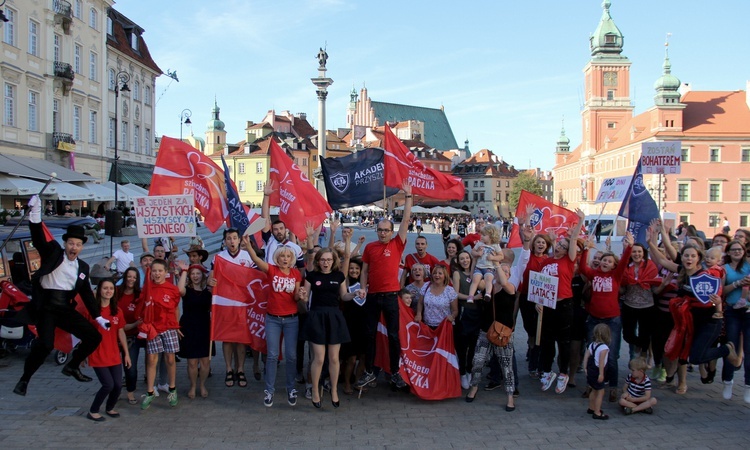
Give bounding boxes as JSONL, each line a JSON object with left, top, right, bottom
{"left": 210, "top": 257, "right": 269, "bottom": 353}
{"left": 507, "top": 190, "right": 581, "bottom": 248}
{"left": 149, "top": 136, "right": 229, "bottom": 232}
{"left": 268, "top": 139, "right": 331, "bottom": 239}
{"left": 374, "top": 315, "right": 391, "bottom": 374}
{"left": 382, "top": 125, "right": 464, "bottom": 200}
{"left": 397, "top": 300, "right": 461, "bottom": 400}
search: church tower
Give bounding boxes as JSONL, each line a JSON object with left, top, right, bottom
{"left": 650, "top": 44, "right": 685, "bottom": 132}
{"left": 346, "top": 86, "right": 358, "bottom": 128}
{"left": 554, "top": 119, "right": 571, "bottom": 166}
{"left": 205, "top": 99, "right": 227, "bottom": 155}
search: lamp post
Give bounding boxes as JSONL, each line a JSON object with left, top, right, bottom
{"left": 111, "top": 70, "right": 130, "bottom": 255}
{"left": 180, "top": 109, "right": 192, "bottom": 140}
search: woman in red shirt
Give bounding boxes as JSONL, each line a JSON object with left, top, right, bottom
{"left": 117, "top": 267, "right": 142, "bottom": 405}
{"left": 519, "top": 233, "right": 552, "bottom": 379}
{"left": 84, "top": 279, "right": 131, "bottom": 421}
{"left": 246, "top": 235, "right": 303, "bottom": 408}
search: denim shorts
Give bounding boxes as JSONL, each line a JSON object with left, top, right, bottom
{"left": 473, "top": 267, "right": 495, "bottom": 277}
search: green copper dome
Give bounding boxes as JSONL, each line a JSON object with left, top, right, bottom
{"left": 207, "top": 100, "right": 225, "bottom": 131}
{"left": 590, "top": 0, "right": 624, "bottom": 57}
{"left": 654, "top": 50, "right": 681, "bottom": 91}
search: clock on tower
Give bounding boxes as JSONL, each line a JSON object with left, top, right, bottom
{"left": 604, "top": 71, "right": 618, "bottom": 86}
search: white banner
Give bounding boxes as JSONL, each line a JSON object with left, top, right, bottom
{"left": 595, "top": 175, "right": 633, "bottom": 203}
{"left": 641, "top": 141, "right": 682, "bottom": 174}
{"left": 527, "top": 271, "right": 559, "bottom": 309}
{"left": 134, "top": 195, "right": 196, "bottom": 238}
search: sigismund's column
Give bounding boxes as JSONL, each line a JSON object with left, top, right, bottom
{"left": 311, "top": 47, "right": 333, "bottom": 196}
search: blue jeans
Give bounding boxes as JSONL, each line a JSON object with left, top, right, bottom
{"left": 689, "top": 318, "right": 727, "bottom": 364}
{"left": 722, "top": 308, "right": 750, "bottom": 385}
{"left": 586, "top": 316, "right": 622, "bottom": 388}
{"left": 124, "top": 336, "right": 143, "bottom": 393}
{"left": 265, "top": 314, "right": 298, "bottom": 394}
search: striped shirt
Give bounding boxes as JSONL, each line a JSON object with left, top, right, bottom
{"left": 625, "top": 373, "right": 652, "bottom": 398}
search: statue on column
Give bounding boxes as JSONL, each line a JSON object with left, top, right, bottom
{"left": 317, "top": 47, "right": 328, "bottom": 69}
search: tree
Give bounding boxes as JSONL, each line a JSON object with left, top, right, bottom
{"left": 509, "top": 172, "right": 544, "bottom": 212}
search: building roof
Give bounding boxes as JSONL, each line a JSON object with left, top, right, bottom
{"left": 370, "top": 101, "right": 458, "bottom": 150}
{"left": 453, "top": 149, "right": 518, "bottom": 177}
{"left": 0, "top": 154, "right": 95, "bottom": 182}
{"left": 291, "top": 117, "right": 316, "bottom": 138}
{"left": 106, "top": 9, "right": 162, "bottom": 75}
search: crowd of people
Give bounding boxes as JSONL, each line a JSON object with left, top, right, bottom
{"left": 10, "top": 190, "right": 750, "bottom": 422}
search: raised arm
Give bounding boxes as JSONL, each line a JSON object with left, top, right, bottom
{"left": 244, "top": 234, "right": 269, "bottom": 273}
{"left": 176, "top": 260, "right": 189, "bottom": 296}
{"left": 304, "top": 221, "right": 319, "bottom": 272}
{"left": 261, "top": 180, "right": 276, "bottom": 233}
{"left": 398, "top": 180, "right": 413, "bottom": 243}
{"left": 328, "top": 218, "right": 339, "bottom": 249}
{"left": 647, "top": 223, "right": 678, "bottom": 273}
{"left": 568, "top": 208, "right": 586, "bottom": 261}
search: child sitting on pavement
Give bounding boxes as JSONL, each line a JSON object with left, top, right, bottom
{"left": 619, "top": 357, "right": 657, "bottom": 415}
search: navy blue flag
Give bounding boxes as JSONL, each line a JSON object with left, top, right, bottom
{"left": 618, "top": 160, "right": 660, "bottom": 245}
{"left": 320, "top": 147, "right": 399, "bottom": 210}
{"left": 221, "top": 155, "right": 250, "bottom": 236}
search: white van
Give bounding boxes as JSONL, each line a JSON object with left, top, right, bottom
{"left": 584, "top": 213, "right": 676, "bottom": 241}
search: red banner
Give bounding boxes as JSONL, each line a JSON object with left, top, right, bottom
{"left": 382, "top": 125, "right": 464, "bottom": 200}
{"left": 507, "top": 190, "right": 581, "bottom": 248}
{"left": 149, "top": 136, "right": 229, "bottom": 233}
{"left": 397, "top": 301, "right": 461, "bottom": 400}
{"left": 268, "top": 139, "right": 331, "bottom": 239}
{"left": 210, "top": 257, "right": 269, "bottom": 353}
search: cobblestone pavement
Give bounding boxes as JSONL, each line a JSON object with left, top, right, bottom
{"left": 1, "top": 228, "right": 749, "bottom": 448}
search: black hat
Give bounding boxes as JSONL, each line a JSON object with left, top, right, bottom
{"left": 62, "top": 225, "right": 88, "bottom": 244}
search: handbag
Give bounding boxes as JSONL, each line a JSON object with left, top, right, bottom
{"left": 486, "top": 295, "right": 512, "bottom": 348}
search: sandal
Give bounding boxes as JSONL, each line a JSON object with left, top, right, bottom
{"left": 224, "top": 370, "right": 235, "bottom": 387}
{"left": 127, "top": 396, "right": 138, "bottom": 405}
{"left": 236, "top": 372, "right": 248, "bottom": 388}
{"left": 676, "top": 384, "right": 688, "bottom": 395}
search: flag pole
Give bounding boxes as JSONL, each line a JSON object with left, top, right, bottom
{"left": 535, "top": 308, "right": 543, "bottom": 346}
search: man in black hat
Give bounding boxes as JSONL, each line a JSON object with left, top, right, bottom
{"left": 13, "top": 195, "right": 108, "bottom": 396}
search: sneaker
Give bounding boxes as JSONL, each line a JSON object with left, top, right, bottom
{"left": 157, "top": 383, "right": 170, "bottom": 395}
{"left": 656, "top": 367, "right": 667, "bottom": 383}
{"left": 460, "top": 374, "right": 470, "bottom": 390}
{"left": 723, "top": 380, "right": 734, "bottom": 400}
{"left": 167, "top": 390, "right": 178, "bottom": 407}
{"left": 263, "top": 390, "right": 274, "bottom": 407}
{"left": 540, "top": 372, "right": 557, "bottom": 391}
{"left": 484, "top": 381, "right": 502, "bottom": 391}
{"left": 623, "top": 407, "right": 633, "bottom": 415}
{"left": 140, "top": 393, "right": 155, "bottom": 410}
{"left": 555, "top": 373, "right": 569, "bottom": 394}
{"left": 390, "top": 372, "right": 407, "bottom": 389}
{"left": 287, "top": 388, "right": 298, "bottom": 406}
{"left": 354, "top": 371, "right": 376, "bottom": 389}
{"left": 304, "top": 386, "right": 312, "bottom": 399}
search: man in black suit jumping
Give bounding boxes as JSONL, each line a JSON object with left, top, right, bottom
{"left": 13, "top": 195, "right": 109, "bottom": 396}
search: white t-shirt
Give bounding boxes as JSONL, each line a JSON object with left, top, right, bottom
{"left": 112, "top": 249, "right": 134, "bottom": 273}
{"left": 214, "top": 249, "right": 255, "bottom": 269}
{"left": 264, "top": 236, "right": 303, "bottom": 267}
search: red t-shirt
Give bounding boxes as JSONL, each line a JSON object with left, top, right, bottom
{"left": 146, "top": 282, "right": 181, "bottom": 333}
{"left": 520, "top": 254, "right": 548, "bottom": 294}
{"left": 86, "top": 308, "right": 125, "bottom": 367}
{"left": 579, "top": 247, "right": 631, "bottom": 318}
{"left": 403, "top": 252, "right": 441, "bottom": 283}
{"left": 266, "top": 264, "right": 302, "bottom": 316}
{"left": 363, "top": 235, "right": 406, "bottom": 293}
{"left": 119, "top": 291, "right": 141, "bottom": 336}
{"left": 539, "top": 255, "right": 576, "bottom": 300}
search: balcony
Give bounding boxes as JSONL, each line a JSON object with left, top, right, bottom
{"left": 53, "top": 0, "right": 73, "bottom": 35}
{"left": 52, "top": 132, "right": 76, "bottom": 152}
{"left": 53, "top": 62, "right": 74, "bottom": 95}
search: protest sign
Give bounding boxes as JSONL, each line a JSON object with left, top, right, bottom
{"left": 595, "top": 175, "right": 633, "bottom": 203}
{"left": 641, "top": 141, "right": 682, "bottom": 174}
{"left": 527, "top": 271, "right": 559, "bottom": 309}
{"left": 134, "top": 195, "right": 196, "bottom": 238}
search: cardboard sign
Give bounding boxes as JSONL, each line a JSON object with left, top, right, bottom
{"left": 134, "top": 195, "right": 196, "bottom": 238}
{"left": 527, "top": 271, "right": 559, "bottom": 309}
{"left": 641, "top": 141, "right": 682, "bottom": 174}
{"left": 595, "top": 176, "right": 633, "bottom": 203}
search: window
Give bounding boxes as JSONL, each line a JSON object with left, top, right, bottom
{"left": 4, "top": 83, "right": 16, "bottom": 126}
{"left": 256, "top": 181, "right": 263, "bottom": 192}
{"left": 133, "top": 125, "right": 140, "bottom": 153}
{"left": 302, "top": 158, "right": 308, "bottom": 166}
{"left": 743, "top": 148, "right": 750, "bottom": 162}
{"left": 505, "top": 181, "right": 510, "bottom": 188}
{"left": 710, "top": 148, "right": 720, "bottom": 162}
{"left": 73, "top": 106, "right": 82, "bottom": 141}
{"left": 480, "top": 180, "right": 484, "bottom": 187}
{"left": 708, "top": 215, "right": 720, "bottom": 228}
{"left": 607, "top": 90, "right": 614, "bottom": 101}
{"left": 677, "top": 183, "right": 689, "bottom": 202}
{"left": 607, "top": 122, "right": 616, "bottom": 129}
{"left": 678, "top": 215, "right": 689, "bottom": 225}
{"left": 52, "top": 99, "right": 60, "bottom": 132}
{"left": 238, "top": 163, "right": 245, "bottom": 174}
{"left": 88, "top": 110, "right": 97, "bottom": 143}
{"left": 74, "top": 0, "right": 82, "bottom": 18}
{"left": 106, "top": 17, "right": 113, "bottom": 35}
{"left": 74, "top": 45, "right": 82, "bottom": 74}
{"left": 256, "top": 162, "right": 263, "bottom": 173}
{"left": 741, "top": 215, "right": 749, "bottom": 228}
{"left": 312, "top": 155, "right": 317, "bottom": 162}
{"left": 473, "top": 181, "right": 478, "bottom": 187}
{"left": 27, "top": 91, "right": 38, "bottom": 131}
{"left": 3, "top": 7, "right": 15, "bottom": 46}
{"left": 89, "top": 51, "right": 97, "bottom": 81}
{"left": 108, "top": 69, "right": 115, "bottom": 90}
{"left": 238, "top": 181, "right": 246, "bottom": 192}
{"left": 133, "top": 81, "right": 140, "bottom": 101}
{"left": 505, "top": 192, "right": 510, "bottom": 202}
{"left": 89, "top": 8, "right": 98, "bottom": 29}
{"left": 108, "top": 117, "right": 115, "bottom": 148}
{"left": 479, "top": 192, "right": 485, "bottom": 202}
{"left": 28, "top": 20, "right": 39, "bottom": 56}
{"left": 121, "top": 121, "right": 128, "bottom": 151}
{"left": 709, "top": 183, "right": 721, "bottom": 202}
{"left": 681, "top": 147, "right": 689, "bottom": 162}
{"left": 741, "top": 184, "right": 750, "bottom": 202}
{"left": 473, "top": 192, "right": 478, "bottom": 201}
{"left": 130, "top": 32, "right": 138, "bottom": 51}
{"left": 144, "top": 86, "right": 151, "bottom": 105}
{"left": 53, "top": 34, "right": 61, "bottom": 62}
{"left": 145, "top": 128, "right": 151, "bottom": 155}
{"left": 496, "top": 181, "right": 501, "bottom": 188}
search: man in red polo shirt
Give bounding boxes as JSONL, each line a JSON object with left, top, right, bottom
{"left": 355, "top": 181, "right": 413, "bottom": 390}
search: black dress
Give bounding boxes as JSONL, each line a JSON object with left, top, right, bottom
{"left": 341, "top": 276, "right": 367, "bottom": 357}
{"left": 302, "top": 271, "right": 351, "bottom": 345}
{"left": 179, "top": 287, "right": 212, "bottom": 358}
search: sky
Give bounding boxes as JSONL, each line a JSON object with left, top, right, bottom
{"left": 114, "top": 0, "right": 750, "bottom": 171}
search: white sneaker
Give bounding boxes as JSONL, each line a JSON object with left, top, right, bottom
{"left": 555, "top": 373, "right": 569, "bottom": 394}
{"left": 157, "top": 383, "right": 170, "bottom": 395}
{"left": 541, "top": 372, "right": 557, "bottom": 391}
{"left": 744, "top": 385, "right": 750, "bottom": 404}
{"left": 723, "top": 380, "right": 733, "bottom": 400}
{"left": 461, "top": 374, "right": 470, "bottom": 390}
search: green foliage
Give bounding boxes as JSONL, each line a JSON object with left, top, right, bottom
{"left": 509, "top": 172, "right": 544, "bottom": 212}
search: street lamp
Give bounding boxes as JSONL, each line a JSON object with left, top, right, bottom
{"left": 111, "top": 70, "right": 130, "bottom": 255}
{"left": 180, "top": 109, "right": 192, "bottom": 140}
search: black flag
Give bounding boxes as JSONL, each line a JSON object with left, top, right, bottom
{"left": 320, "top": 147, "right": 399, "bottom": 210}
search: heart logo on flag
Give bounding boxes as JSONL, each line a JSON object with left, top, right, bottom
{"left": 402, "top": 322, "right": 438, "bottom": 357}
